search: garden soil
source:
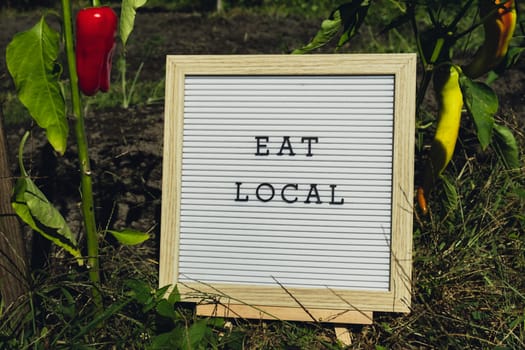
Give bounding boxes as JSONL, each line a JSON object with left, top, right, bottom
{"left": 1, "top": 8, "right": 524, "bottom": 268}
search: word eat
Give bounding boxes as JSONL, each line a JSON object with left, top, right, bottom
{"left": 255, "top": 136, "right": 319, "bottom": 157}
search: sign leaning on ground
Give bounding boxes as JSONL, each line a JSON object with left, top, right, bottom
{"left": 160, "top": 54, "right": 416, "bottom": 324}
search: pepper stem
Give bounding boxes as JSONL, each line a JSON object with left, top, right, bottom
{"left": 61, "top": 0, "right": 102, "bottom": 310}
{"left": 92, "top": 0, "right": 101, "bottom": 7}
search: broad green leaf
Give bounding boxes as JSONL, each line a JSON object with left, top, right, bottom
{"left": 120, "top": 0, "right": 148, "bottom": 47}
{"left": 6, "top": 17, "right": 67, "bottom": 154}
{"left": 106, "top": 228, "right": 150, "bottom": 245}
{"left": 186, "top": 319, "right": 210, "bottom": 350}
{"left": 12, "top": 135, "right": 81, "bottom": 264}
{"left": 459, "top": 74, "right": 497, "bottom": 150}
{"left": 12, "top": 182, "right": 82, "bottom": 263}
{"left": 493, "top": 123, "right": 520, "bottom": 169}
{"left": 292, "top": 10, "right": 342, "bottom": 54}
{"left": 156, "top": 299, "right": 177, "bottom": 320}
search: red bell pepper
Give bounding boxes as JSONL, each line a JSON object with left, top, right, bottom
{"left": 75, "top": 6, "right": 118, "bottom": 96}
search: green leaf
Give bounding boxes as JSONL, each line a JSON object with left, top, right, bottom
{"left": 151, "top": 329, "right": 181, "bottom": 349}
{"left": 106, "top": 228, "right": 150, "bottom": 245}
{"left": 155, "top": 285, "right": 171, "bottom": 300}
{"left": 186, "top": 319, "right": 210, "bottom": 349}
{"left": 292, "top": 0, "right": 369, "bottom": 54}
{"left": 156, "top": 299, "right": 177, "bottom": 320}
{"left": 12, "top": 138, "right": 81, "bottom": 264}
{"left": 125, "top": 279, "right": 152, "bottom": 304}
{"left": 459, "top": 73, "right": 497, "bottom": 150}
{"left": 120, "top": 0, "right": 148, "bottom": 47}
{"left": 6, "top": 17, "right": 67, "bottom": 155}
{"left": 167, "top": 286, "right": 181, "bottom": 305}
{"left": 11, "top": 186, "right": 81, "bottom": 262}
{"left": 291, "top": 10, "right": 342, "bottom": 54}
{"left": 493, "top": 123, "right": 520, "bottom": 169}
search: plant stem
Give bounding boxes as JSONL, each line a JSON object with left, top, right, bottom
{"left": 120, "top": 56, "right": 128, "bottom": 108}
{"left": 93, "top": 0, "right": 101, "bottom": 7}
{"left": 18, "top": 132, "right": 30, "bottom": 177}
{"left": 61, "top": 0, "right": 102, "bottom": 309}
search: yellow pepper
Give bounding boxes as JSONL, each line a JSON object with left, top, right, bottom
{"left": 463, "top": 0, "right": 517, "bottom": 79}
{"left": 418, "top": 65, "right": 463, "bottom": 215}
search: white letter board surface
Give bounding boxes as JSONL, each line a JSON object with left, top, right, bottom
{"left": 160, "top": 54, "right": 416, "bottom": 318}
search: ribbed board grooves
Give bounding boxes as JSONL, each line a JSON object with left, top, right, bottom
{"left": 178, "top": 75, "right": 395, "bottom": 291}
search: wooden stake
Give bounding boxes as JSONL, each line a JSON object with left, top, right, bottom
{"left": 334, "top": 327, "right": 352, "bottom": 346}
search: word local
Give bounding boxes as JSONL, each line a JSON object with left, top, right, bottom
{"left": 234, "top": 136, "right": 344, "bottom": 205}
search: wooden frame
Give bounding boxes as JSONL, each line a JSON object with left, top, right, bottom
{"left": 160, "top": 54, "right": 416, "bottom": 322}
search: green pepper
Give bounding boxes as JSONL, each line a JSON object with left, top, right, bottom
{"left": 75, "top": 6, "right": 118, "bottom": 96}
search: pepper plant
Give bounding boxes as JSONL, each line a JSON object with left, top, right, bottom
{"left": 119, "top": 0, "right": 148, "bottom": 108}
{"left": 6, "top": 0, "right": 149, "bottom": 310}
{"left": 294, "top": 0, "right": 522, "bottom": 215}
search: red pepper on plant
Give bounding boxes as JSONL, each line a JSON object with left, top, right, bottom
{"left": 75, "top": 6, "right": 118, "bottom": 96}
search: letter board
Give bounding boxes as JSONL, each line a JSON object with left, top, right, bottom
{"left": 160, "top": 54, "right": 416, "bottom": 321}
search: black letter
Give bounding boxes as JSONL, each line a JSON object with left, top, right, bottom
{"left": 281, "top": 183, "right": 298, "bottom": 203}
{"left": 255, "top": 136, "right": 269, "bottom": 156}
{"left": 256, "top": 183, "right": 275, "bottom": 202}
{"left": 277, "top": 136, "right": 296, "bottom": 156}
{"left": 301, "top": 137, "right": 319, "bottom": 157}
{"left": 304, "top": 184, "right": 322, "bottom": 204}
{"left": 329, "top": 184, "right": 344, "bottom": 205}
{"left": 235, "top": 182, "right": 249, "bottom": 201}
